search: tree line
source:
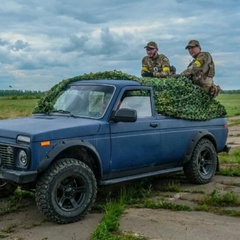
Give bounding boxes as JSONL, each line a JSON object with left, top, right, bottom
{"left": 0, "top": 90, "right": 45, "bottom": 98}
{"left": 221, "top": 89, "right": 240, "bottom": 94}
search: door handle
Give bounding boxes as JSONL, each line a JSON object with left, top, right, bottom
{"left": 150, "top": 123, "right": 158, "bottom": 128}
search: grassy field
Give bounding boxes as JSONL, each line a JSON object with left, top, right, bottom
{"left": 216, "top": 94, "right": 240, "bottom": 117}
{"left": 0, "top": 98, "right": 39, "bottom": 119}
{"left": 0, "top": 93, "right": 239, "bottom": 119}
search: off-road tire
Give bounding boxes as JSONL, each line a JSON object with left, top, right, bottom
{"left": 0, "top": 180, "right": 17, "bottom": 198}
{"left": 35, "top": 158, "right": 97, "bottom": 224}
{"left": 183, "top": 138, "right": 217, "bottom": 184}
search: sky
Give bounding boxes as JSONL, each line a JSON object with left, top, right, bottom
{"left": 0, "top": 0, "right": 240, "bottom": 91}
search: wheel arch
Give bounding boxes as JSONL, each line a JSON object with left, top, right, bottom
{"left": 183, "top": 130, "right": 217, "bottom": 165}
{"left": 37, "top": 139, "right": 103, "bottom": 181}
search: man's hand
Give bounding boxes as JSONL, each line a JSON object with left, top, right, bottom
{"left": 172, "top": 74, "right": 181, "bottom": 79}
{"left": 142, "top": 72, "right": 153, "bottom": 77}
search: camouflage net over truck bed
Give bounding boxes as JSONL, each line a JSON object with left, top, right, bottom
{"left": 33, "top": 70, "right": 227, "bottom": 120}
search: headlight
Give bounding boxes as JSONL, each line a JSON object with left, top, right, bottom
{"left": 17, "top": 135, "right": 30, "bottom": 144}
{"left": 16, "top": 150, "right": 29, "bottom": 168}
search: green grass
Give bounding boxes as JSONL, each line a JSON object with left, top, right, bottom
{"left": 0, "top": 188, "right": 34, "bottom": 216}
{"left": 218, "top": 147, "right": 240, "bottom": 176}
{"left": 91, "top": 181, "right": 151, "bottom": 240}
{"left": 228, "top": 118, "right": 240, "bottom": 127}
{"left": 201, "top": 189, "right": 239, "bottom": 207}
{"left": 195, "top": 189, "right": 240, "bottom": 216}
{"left": 220, "top": 147, "right": 240, "bottom": 164}
{"left": 143, "top": 198, "right": 191, "bottom": 211}
{"left": 216, "top": 94, "right": 240, "bottom": 117}
{"left": 0, "top": 98, "right": 39, "bottom": 119}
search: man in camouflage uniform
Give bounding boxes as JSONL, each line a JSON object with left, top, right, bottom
{"left": 141, "top": 41, "right": 173, "bottom": 78}
{"left": 181, "top": 40, "right": 220, "bottom": 97}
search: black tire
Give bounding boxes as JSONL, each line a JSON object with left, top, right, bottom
{"left": 183, "top": 139, "right": 217, "bottom": 184}
{"left": 35, "top": 158, "right": 97, "bottom": 224}
{"left": 0, "top": 180, "right": 17, "bottom": 198}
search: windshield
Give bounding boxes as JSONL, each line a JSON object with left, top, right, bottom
{"left": 53, "top": 85, "right": 115, "bottom": 118}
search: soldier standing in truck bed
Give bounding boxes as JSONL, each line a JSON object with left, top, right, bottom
{"left": 181, "top": 40, "right": 220, "bottom": 97}
{"left": 141, "top": 41, "right": 174, "bottom": 78}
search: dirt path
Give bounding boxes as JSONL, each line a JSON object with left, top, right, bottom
{"left": 120, "top": 208, "right": 240, "bottom": 240}
{"left": 120, "top": 175, "right": 240, "bottom": 240}
{"left": 226, "top": 115, "right": 240, "bottom": 148}
{"left": 0, "top": 199, "right": 103, "bottom": 240}
{"left": 0, "top": 116, "right": 239, "bottom": 240}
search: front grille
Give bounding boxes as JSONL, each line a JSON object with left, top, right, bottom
{"left": 0, "top": 145, "right": 15, "bottom": 168}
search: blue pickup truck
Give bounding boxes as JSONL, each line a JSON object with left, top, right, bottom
{"left": 0, "top": 79, "right": 229, "bottom": 223}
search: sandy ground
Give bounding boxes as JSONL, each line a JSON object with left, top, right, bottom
{"left": 0, "top": 116, "right": 239, "bottom": 240}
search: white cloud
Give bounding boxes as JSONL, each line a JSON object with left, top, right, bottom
{"left": 0, "top": 0, "right": 239, "bottom": 90}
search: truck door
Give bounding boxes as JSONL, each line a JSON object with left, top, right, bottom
{"left": 110, "top": 88, "right": 160, "bottom": 172}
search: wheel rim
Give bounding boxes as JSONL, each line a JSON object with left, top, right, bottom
{"left": 198, "top": 148, "right": 214, "bottom": 176}
{"left": 56, "top": 175, "right": 87, "bottom": 211}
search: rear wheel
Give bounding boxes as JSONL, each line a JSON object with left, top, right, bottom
{"left": 183, "top": 139, "right": 217, "bottom": 184}
{"left": 35, "top": 158, "right": 97, "bottom": 224}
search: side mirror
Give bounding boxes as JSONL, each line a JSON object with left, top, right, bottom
{"left": 112, "top": 108, "right": 137, "bottom": 122}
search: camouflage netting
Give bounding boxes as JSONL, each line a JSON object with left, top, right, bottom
{"left": 33, "top": 70, "right": 227, "bottom": 120}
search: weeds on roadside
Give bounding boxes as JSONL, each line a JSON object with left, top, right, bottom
{"left": 227, "top": 118, "right": 240, "bottom": 127}
{"left": 0, "top": 233, "right": 8, "bottom": 239}
{"left": 91, "top": 201, "right": 124, "bottom": 240}
{"left": 0, "top": 224, "right": 17, "bottom": 239}
{"left": 155, "top": 179, "right": 182, "bottom": 192}
{"left": 91, "top": 180, "right": 151, "bottom": 240}
{"left": 143, "top": 198, "right": 191, "bottom": 211}
{"left": 201, "top": 189, "right": 239, "bottom": 207}
{"left": 91, "top": 179, "right": 192, "bottom": 240}
{"left": 218, "top": 147, "right": 240, "bottom": 176}
{"left": 195, "top": 189, "right": 240, "bottom": 216}
{"left": 118, "top": 179, "right": 152, "bottom": 205}
{"left": 218, "top": 167, "right": 240, "bottom": 177}
{"left": 1, "top": 224, "right": 17, "bottom": 234}
{"left": 219, "top": 147, "right": 240, "bottom": 164}
{"left": 0, "top": 188, "right": 34, "bottom": 216}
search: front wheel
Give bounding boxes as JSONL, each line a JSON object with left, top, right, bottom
{"left": 35, "top": 158, "right": 97, "bottom": 224}
{"left": 183, "top": 139, "right": 217, "bottom": 184}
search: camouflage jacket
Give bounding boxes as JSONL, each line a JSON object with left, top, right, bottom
{"left": 181, "top": 52, "right": 215, "bottom": 85}
{"left": 141, "top": 53, "right": 171, "bottom": 77}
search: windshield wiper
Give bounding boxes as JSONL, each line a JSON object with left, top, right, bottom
{"left": 51, "top": 109, "right": 77, "bottom": 117}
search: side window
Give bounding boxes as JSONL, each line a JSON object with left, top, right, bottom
{"left": 119, "top": 90, "right": 152, "bottom": 118}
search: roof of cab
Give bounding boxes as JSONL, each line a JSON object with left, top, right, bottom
{"left": 70, "top": 79, "right": 141, "bottom": 87}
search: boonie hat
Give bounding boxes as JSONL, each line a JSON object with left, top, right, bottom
{"left": 185, "top": 40, "right": 200, "bottom": 49}
{"left": 144, "top": 41, "right": 158, "bottom": 49}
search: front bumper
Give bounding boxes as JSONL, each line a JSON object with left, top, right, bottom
{"left": 0, "top": 169, "right": 38, "bottom": 184}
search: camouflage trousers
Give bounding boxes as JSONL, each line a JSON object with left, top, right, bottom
{"left": 201, "top": 77, "right": 220, "bottom": 97}
{"left": 201, "top": 77, "right": 213, "bottom": 94}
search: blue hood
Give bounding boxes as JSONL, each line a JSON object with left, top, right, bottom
{"left": 0, "top": 114, "right": 101, "bottom": 142}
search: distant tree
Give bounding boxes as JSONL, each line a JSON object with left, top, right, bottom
{"left": 0, "top": 89, "right": 45, "bottom": 98}
{"left": 221, "top": 89, "right": 240, "bottom": 94}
